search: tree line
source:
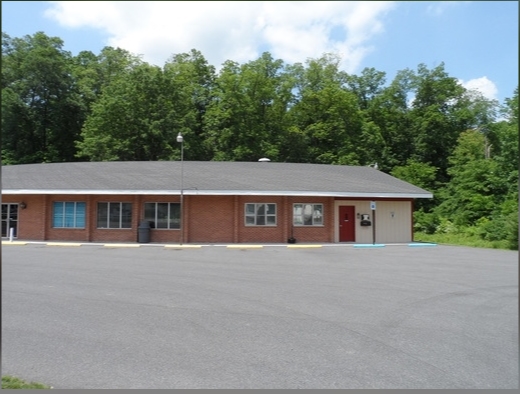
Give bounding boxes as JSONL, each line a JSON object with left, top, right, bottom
{"left": 2, "top": 32, "right": 518, "bottom": 249}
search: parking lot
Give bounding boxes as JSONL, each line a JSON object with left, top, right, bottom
{"left": 2, "top": 243, "right": 518, "bottom": 389}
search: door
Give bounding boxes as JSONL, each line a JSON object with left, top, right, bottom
{"left": 339, "top": 205, "right": 355, "bottom": 242}
{"left": 2, "top": 204, "right": 19, "bottom": 238}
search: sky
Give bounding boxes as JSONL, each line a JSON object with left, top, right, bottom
{"left": 2, "top": 1, "right": 518, "bottom": 105}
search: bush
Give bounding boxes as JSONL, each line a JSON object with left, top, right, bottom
{"left": 476, "top": 210, "right": 519, "bottom": 250}
{"left": 435, "top": 217, "right": 458, "bottom": 234}
{"left": 413, "top": 211, "right": 439, "bottom": 234}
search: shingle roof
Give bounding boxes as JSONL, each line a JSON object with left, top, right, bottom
{"left": 1, "top": 161, "right": 433, "bottom": 198}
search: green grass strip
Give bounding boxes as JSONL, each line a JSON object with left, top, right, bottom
{"left": 2, "top": 375, "right": 51, "bottom": 389}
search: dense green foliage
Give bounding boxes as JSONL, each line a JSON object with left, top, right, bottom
{"left": 2, "top": 375, "right": 51, "bottom": 389}
{"left": 2, "top": 32, "right": 518, "bottom": 249}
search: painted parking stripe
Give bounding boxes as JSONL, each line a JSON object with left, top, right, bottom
{"left": 354, "top": 244, "right": 386, "bottom": 248}
{"left": 408, "top": 243, "right": 437, "bottom": 247}
{"left": 226, "top": 245, "right": 264, "bottom": 249}
{"left": 2, "top": 241, "right": 27, "bottom": 245}
{"left": 46, "top": 242, "right": 82, "bottom": 247}
{"left": 164, "top": 245, "right": 203, "bottom": 248}
{"left": 103, "top": 244, "right": 141, "bottom": 248}
{"left": 287, "top": 244, "right": 322, "bottom": 248}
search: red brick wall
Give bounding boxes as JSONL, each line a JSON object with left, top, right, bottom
{"left": 236, "top": 196, "right": 285, "bottom": 243}
{"left": 234, "top": 196, "right": 334, "bottom": 243}
{"left": 188, "top": 195, "right": 234, "bottom": 243}
{"left": 88, "top": 195, "right": 139, "bottom": 243}
{"left": 1, "top": 195, "right": 47, "bottom": 240}
{"left": 287, "top": 196, "right": 335, "bottom": 243}
{"left": 2, "top": 194, "right": 141, "bottom": 243}
{"left": 141, "top": 195, "right": 182, "bottom": 243}
{"left": 3, "top": 193, "right": 342, "bottom": 243}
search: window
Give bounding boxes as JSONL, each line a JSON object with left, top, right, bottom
{"left": 245, "top": 203, "right": 276, "bottom": 226}
{"left": 144, "top": 202, "right": 180, "bottom": 229}
{"left": 97, "top": 202, "right": 132, "bottom": 229}
{"left": 293, "top": 204, "right": 323, "bottom": 226}
{"left": 53, "top": 202, "right": 86, "bottom": 228}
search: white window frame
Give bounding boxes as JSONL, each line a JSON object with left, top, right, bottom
{"left": 245, "top": 203, "right": 277, "bottom": 226}
{"left": 97, "top": 202, "right": 132, "bottom": 229}
{"left": 52, "top": 201, "right": 86, "bottom": 228}
{"left": 293, "top": 203, "right": 324, "bottom": 226}
{"left": 143, "top": 202, "right": 181, "bottom": 229}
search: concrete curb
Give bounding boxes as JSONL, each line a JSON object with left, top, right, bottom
{"left": 408, "top": 242, "right": 438, "bottom": 247}
{"left": 2, "top": 241, "right": 438, "bottom": 249}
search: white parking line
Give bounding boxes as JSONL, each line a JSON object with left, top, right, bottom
{"left": 164, "top": 245, "right": 203, "bottom": 248}
{"left": 103, "top": 244, "right": 141, "bottom": 248}
{"left": 46, "top": 242, "right": 82, "bottom": 247}
{"left": 226, "top": 245, "right": 264, "bottom": 249}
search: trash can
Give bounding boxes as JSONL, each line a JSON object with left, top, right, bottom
{"left": 138, "top": 220, "right": 151, "bottom": 243}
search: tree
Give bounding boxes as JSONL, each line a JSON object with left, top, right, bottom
{"left": 358, "top": 68, "right": 415, "bottom": 170}
{"left": 203, "top": 52, "right": 291, "bottom": 161}
{"left": 436, "top": 130, "right": 507, "bottom": 226}
{"left": 346, "top": 67, "right": 386, "bottom": 110}
{"left": 286, "top": 54, "right": 363, "bottom": 164}
{"left": 163, "top": 49, "right": 216, "bottom": 161}
{"left": 408, "top": 63, "right": 470, "bottom": 182}
{"left": 77, "top": 63, "right": 176, "bottom": 161}
{"left": 2, "top": 32, "right": 84, "bottom": 163}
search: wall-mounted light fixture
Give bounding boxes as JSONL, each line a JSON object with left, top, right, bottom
{"left": 19, "top": 202, "right": 27, "bottom": 209}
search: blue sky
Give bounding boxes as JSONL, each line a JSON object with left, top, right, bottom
{"left": 2, "top": 1, "right": 518, "bottom": 104}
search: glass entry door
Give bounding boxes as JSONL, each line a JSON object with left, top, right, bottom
{"left": 2, "top": 204, "right": 19, "bottom": 238}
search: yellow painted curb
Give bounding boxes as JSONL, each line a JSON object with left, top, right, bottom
{"left": 164, "top": 245, "right": 202, "bottom": 248}
{"left": 104, "top": 244, "right": 141, "bottom": 248}
{"left": 287, "top": 245, "right": 323, "bottom": 248}
{"left": 2, "top": 241, "right": 27, "bottom": 245}
{"left": 226, "top": 245, "right": 264, "bottom": 249}
{"left": 46, "top": 242, "right": 82, "bottom": 247}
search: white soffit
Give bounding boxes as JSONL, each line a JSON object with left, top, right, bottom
{"left": 2, "top": 189, "right": 433, "bottom": 199}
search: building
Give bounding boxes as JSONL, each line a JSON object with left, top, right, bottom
{"left": 1, "top": 161, "right": 432, "bottom": 244}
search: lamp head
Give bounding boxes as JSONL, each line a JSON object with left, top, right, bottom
{"left": 176, "top": 132, "right": 183, "bottom": 143}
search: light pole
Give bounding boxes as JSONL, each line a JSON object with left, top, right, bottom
{"left": 177, "top": 132, "right": 184, "bottom": 244}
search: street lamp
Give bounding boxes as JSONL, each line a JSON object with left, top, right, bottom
{"left": 177, "top": 132, "right": 184, "bottom": 244}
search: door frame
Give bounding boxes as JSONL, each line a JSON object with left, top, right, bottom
{"left": 336, "top": 204, "right": 356, "bottom": 242}
{"left": 2, "top": 203, "right": 19, "bottom": 239}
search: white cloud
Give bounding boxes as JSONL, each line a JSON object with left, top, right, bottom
{"left": 44, "top": 1, "right": 395, "bottom": 72}
{"left": 459, "top": 76, "right": 499, "bottom": 101}
{"left": 426, "top": 1, "right": 469, "bottom": 16}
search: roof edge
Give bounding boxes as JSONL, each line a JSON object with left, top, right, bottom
{"left": 2, "top": 189, "right": 433, "bottom": 199}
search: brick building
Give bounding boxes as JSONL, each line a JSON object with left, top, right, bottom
{"left": 1, "top": 161, "right": 432, "bottom": 244}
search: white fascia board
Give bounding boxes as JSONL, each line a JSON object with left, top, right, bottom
{"left": 195, "top": 190, "right": 433, "bottom": 198}
{"left": 2, "top": 189, "right": 433, "bottom": 199}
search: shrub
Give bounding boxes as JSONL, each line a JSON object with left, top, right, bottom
{"left": 435, "top": 217, "right": 458, "bottom": 234}
{"left": 413, "top": 210, "right": 439, "bottom": 234}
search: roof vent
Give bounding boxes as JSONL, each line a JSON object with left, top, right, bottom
{"left": 258, "top": 158, "right": 271, "bottom": 162}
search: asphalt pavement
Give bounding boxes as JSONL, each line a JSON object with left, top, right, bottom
{"left": 1, "top": 243, "right": 518, "bottom": 389}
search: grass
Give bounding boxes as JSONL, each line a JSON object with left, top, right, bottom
{"left": 414, "top": 232, "right": 512, "bottom": 250}
{"left": 1, "top": 376, "right": 51, "bottom": 389}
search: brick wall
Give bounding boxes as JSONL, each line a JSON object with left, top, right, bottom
{"left": 3, "top": 193, "right": 401, "bottom": 244}
{"left": 2, "top": 195, "right": 47, "bottom": 240}
{"left": 286, "top": 196, "right": 334, "bottom": 243}
{"left": 188, "top": 195, "right": 234, "bottom": 243}
{"left": 89, "top": 195, "right": 140, "bottom": 243}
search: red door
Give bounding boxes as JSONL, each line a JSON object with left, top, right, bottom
{"left": 339, "top": 206, "right": 356, "bottom": 242}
